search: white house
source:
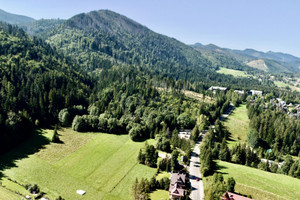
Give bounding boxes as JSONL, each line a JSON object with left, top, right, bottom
{"left": 178, "top": 129, "right": 192, "bottom": 140}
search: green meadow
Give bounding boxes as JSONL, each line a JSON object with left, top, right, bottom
{"left": 216, "top": 160, "right": 300, "bottom": 200}
{"left": 0, "top": 128, "right": 156, "bottom": 200}
{"left": 223, "top": 104, "right": 250, "bottom": 147}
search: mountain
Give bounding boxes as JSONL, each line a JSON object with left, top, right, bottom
{"left": 230, "top": 48, "right": 300, "bottom": 72}
{"left": 0, "top": 9, "right": 34, "bottom": 24}
{"left": 192, "top": 43, "right": 300, "bottom": 73}
{"left": 191, "top": 43, "right": 256, "bottom": 72}
{"left": 35, "top": 10, "right": 268, "bottom": 90}
{"left": 43, "top": 10, "right": 211, "bottom": 76}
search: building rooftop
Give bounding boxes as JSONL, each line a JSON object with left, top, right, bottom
{"left": 170, "top": 172, "right": 186, "bottom": 185}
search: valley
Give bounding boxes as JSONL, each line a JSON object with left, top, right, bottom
{"left": 0, "top": 4, "right": 300, "bottom": 200}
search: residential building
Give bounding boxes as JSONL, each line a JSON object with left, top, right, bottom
{"left": 178, "top": 129, "right": 191, "bottom": 140}
{"left": 169, "top": 173, "right": 187, "bottom": 199}
{"left": 208, "top": 86, "right": 227, "bottom": 93}
{"left": 249, "top": 90, "right": 263, "bottom": 96}
{"left": 222, "top": 191, "right": 253, "bottom": 200}
{"left": 234, "top": 90, "right": 245, "bottom": 95}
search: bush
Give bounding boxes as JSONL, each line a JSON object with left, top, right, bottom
{"left": 58, "top": 108, "right": 71, "bottom": 126}
{"left": 27, "top": 184, "right": 40, "bottom": 194}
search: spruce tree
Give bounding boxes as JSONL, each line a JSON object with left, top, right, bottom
{"left": 52, "top": 126, "right": 60, "bottom": 143}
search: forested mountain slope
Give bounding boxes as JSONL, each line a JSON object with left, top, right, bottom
{"left": 40, "top": 10, "right": 271, "bottom": 89}
{"left": 0, "top": 22, "right": 91, "bottom": 152}
{"left": 44, "top": 10, "right": 211, "bottom": 76}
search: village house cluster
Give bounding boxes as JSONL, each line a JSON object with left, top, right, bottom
{"left": 270, "top": 98, "right": 300, "bottom": 118}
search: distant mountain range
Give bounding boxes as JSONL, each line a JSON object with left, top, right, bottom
{"left": 0, "top": 8, "right": 299, "bottom": 74}
{"left": 0, "top": 9, "right": 35, "bottom": 24}
{"left": 191, "top": 43, "right": 300, "bottom": 73}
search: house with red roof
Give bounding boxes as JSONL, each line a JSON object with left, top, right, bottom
{"left": 222, "top": 191, "right": 253, "bottom": 200}
{"left": 169, "top": 173, "right": 187, "bottom": 200}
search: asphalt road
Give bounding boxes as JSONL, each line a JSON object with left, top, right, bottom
{"left": 189, "top": 103, "right": 234, "bottom": 200}
{"left": 189, "top": 140, "right": 204, "bottom": 200}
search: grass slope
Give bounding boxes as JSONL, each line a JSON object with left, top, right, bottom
{"left": 216, "top": 67, "right": 248, "bottom": 77}
{"left": 216, "top": 160, "right": 300, "bottom": 200}
{"left": 0, "top": 186, "right": 22, "bottom": 199}
{"left": 1, "top": 128, "right": 156, "bottom": 200}
{"left": 223, "top": 104, "right": 250, "bottom": 147}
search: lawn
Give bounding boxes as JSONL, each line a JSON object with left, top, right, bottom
{"left": 156, "top": 171, "right": 170, "bottom": 180}
{"left": 216, "top": 67, "right": 248, "bottom": 78}
{"left": 223, "top": 104, "right": 250, "bottom": 147}
{"left": 216, "top": 160, "right": 300, "bottom": 200}
{"left": 0, "top": 128, "right": 156, "bottom": 200}
{"left": 150, "top": 189, "right": 170, "bottom": 200}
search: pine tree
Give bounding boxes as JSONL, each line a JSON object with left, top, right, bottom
{"left": 227, "top": 177, "right": 236, "bottom": 192}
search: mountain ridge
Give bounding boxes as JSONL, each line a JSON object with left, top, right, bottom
{"left": 191, "top": 43, "right": 300, "bottom": 73}
{"left": 0, "top": 9, "right": 35, "bottom": 24}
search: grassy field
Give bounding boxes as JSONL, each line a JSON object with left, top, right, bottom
{"left": 223, "top": 104, "right": 249, "bottom": 147}
{"left": 150, "top": 189, "right": 169, "bottom": 200}
{"left": 0, "top": 128, "right": 156, "bottom": 200}
{"left": 216, "top": 160, "right": 300, "bottom": 200}
{"left": 216, "top": 67, "right": 248, "bottom": 77}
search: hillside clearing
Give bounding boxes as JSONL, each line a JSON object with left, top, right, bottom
{"left": 274, "top": 81, "right": 300, "bottom": 92}
{"left": 216, "top": 160, "right": 300, "bottom": 200}
{"left": 223, "top": 104, "right": 249, "bottom": 147}
{"left": 216, "top": 67, "right": 248, "bottom": 77}
{"left": 0, "top": 128, "right": 156, "bottom": 200}
{"left": 182, "top": 90, "right": 214, "bottom": 103}
{"left": 156, "top": 87, "right": 213, "bottom": 103}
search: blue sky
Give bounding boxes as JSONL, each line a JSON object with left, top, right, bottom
{"left": 1, "top": 0, "right": 300, "bottom": 57}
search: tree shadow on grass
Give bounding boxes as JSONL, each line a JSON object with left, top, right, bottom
{"left": 215, "top": 162, "right": 228, "bottom": 175}
{"left": 227, "top": 135, "right": 236, "bottom": 142}
{"left": 0, "top": 129, "right": 50, "bottom": 178}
